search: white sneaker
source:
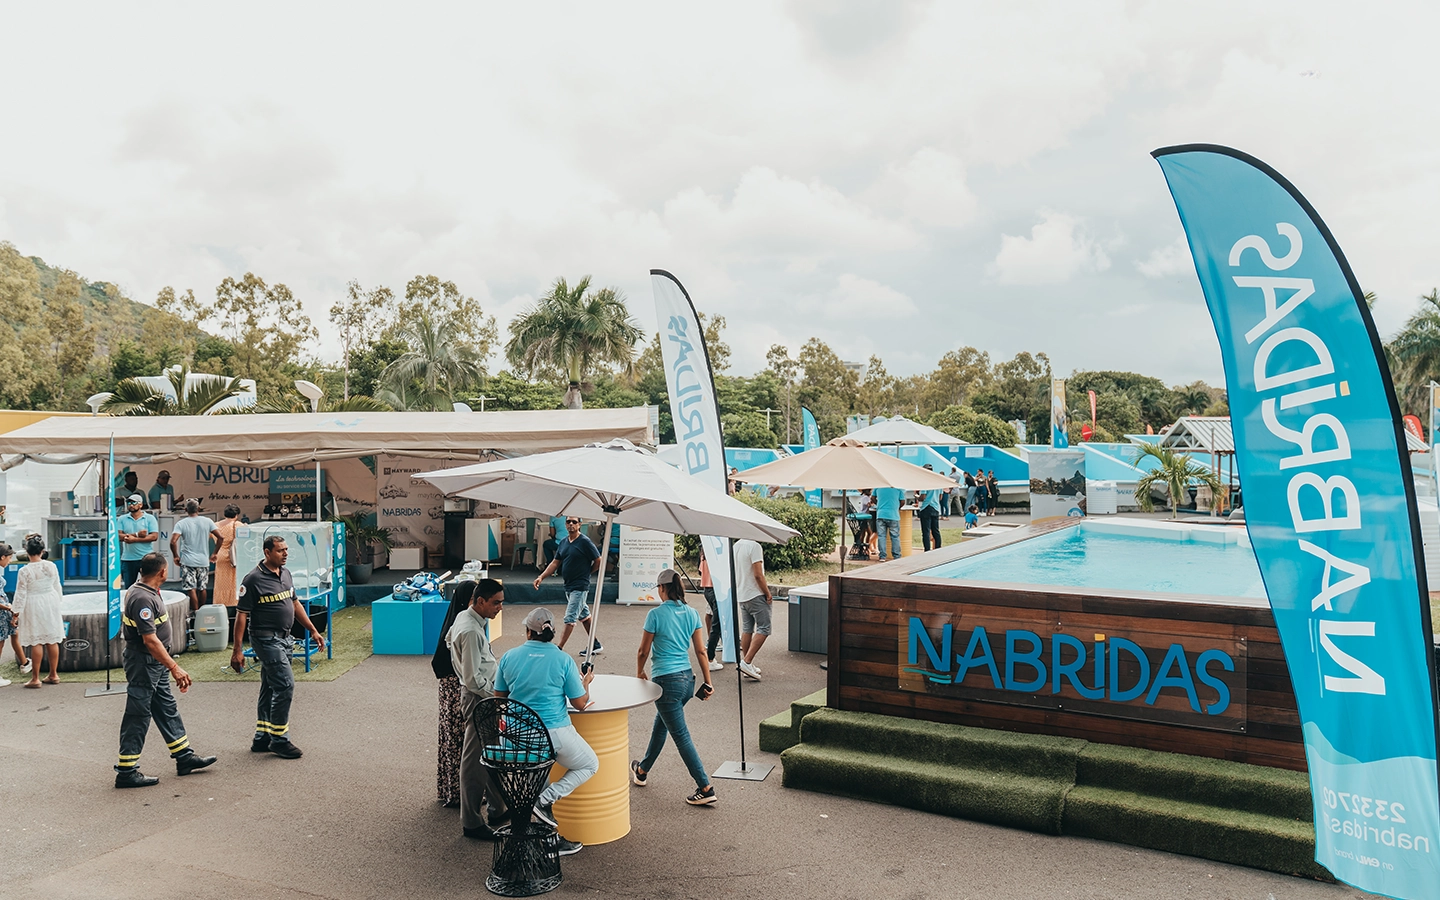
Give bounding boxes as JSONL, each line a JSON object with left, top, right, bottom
{"left": 739, "top": 661, "right": 762, "bottom": 681}
{"left": 20, "top": 660, "right": 32, "bottom": 675}
{"left": 708, "top": 659, "right": 724, "bottom": 671}
{"left": 0, "top": 676, "right": 9, "bottom": 687}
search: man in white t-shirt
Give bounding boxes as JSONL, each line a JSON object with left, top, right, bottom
{"left": 731, "top": 539, "right": 772, "bottom": 682}
{"left": 169, "top": 500, "right": 221, "bottom": 612}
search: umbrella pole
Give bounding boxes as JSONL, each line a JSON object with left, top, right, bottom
{"left": 713, "top": 538, "right": 771, "bottom": 781}
{"left": 582, "top": 513, "right": 613, "bottom": 673}
{"left": 839, "top": 490, "right": 846, "bottom": 573}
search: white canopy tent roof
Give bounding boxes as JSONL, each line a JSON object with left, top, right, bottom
{"left": 1159, "top": 414, "right": 1427, "bottom": 454}
{"left": 0, "top": 408, "right": 653, "bottom": 469}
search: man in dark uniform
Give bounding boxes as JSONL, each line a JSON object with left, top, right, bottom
{"left": 230, "top": 535, "right": 325, "bottom": 758}
{"left": 115, "top": 552, "right": 216, "bottom": 787}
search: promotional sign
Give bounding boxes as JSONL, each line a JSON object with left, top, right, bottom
{"left": 1051, "top": 379, "right": 1069, "bottom": 448}
{"left": 1156, "top": 144, "right": 1440, "bottom": 896}
{"left": 122, "top": 459, "right": 374, "bottom": 523}
{"left": 376, "top": 454, "right": 448, "bottom": 558}
{"left": 652, "top": 269, "right": 736, "bottom": 661}
{"left": 801, "top": 407, "right": 823, "bottom": 508}
{"left": 1028, "top": 449, "right": 1086, "bottom": 524}
{"left": 107, "top": 437, "right": 120, "bottom": 640}
{"left": 900, "top": 609, "right": 1247, "bottom": 732}
{"left": 618, "top": 524, "right": 674, "bottom": 604}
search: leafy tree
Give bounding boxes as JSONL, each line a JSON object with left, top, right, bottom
{"left": 101, "top": 365, "right": 248, "bottom": 416}
{"left": 470, "top": 372, "right": 565, "bottom": 412}
{"left": 797, "top": 338, "right": 858, "bottom": 441}
{"left": 109, "top": 340, "right": 156, "bottom": 383}
{"left": 1388, "top": 288, "right": 1440, "bottom": 415}
{"left": 43, "top": 270, "right": 96, "bottom": 407}
{"left": 721, "top": 411, "right": 778, "bottom": 448}
{"left": 330, "top": 280, "right": 394, "bottom": 398}
{"left": 1130, "top": 442, "right": 1225, "bottom": 517}
{"left": 928, "top": 405, "right": 1019, "bottom": 446}
{"left": 505, "top": 275, "right": 641, "bottom": 408}
{"left": 346, "top": 339, "right": 408, "bottom": 400}
{"left": 0, "top": 242, "right": 44, "bottom": 408}
{"left": 766, "top": 344, "right": 799, "bottom": 443}
{"left": 255, "top": 391, "right": 391, "bottom": 413}
{"left": 396, "top": 275, "right": 498, "bottom": 354}
{"left": 584, "top": 374, "right": 648, "bottom": 410}
{"left": 922, "top": 347, "right": 992, "bottom": 416}
{"left": 969, "top": 351, "right": 1051, "bottom": 439}
{"left": 1068, "top": 389, "right": 1141, "bottom": 439}
{"left": 857, "top": 355, "right": 901, "bottom": 418}
{"left": 379, "top": 307, "right": 485, "bottom": 411}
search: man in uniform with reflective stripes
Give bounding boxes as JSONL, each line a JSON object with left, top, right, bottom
{"left": 231, "top": 535, "right": 325, "bottom": 759}
{"left": 115, "top": 552, "right": 216, "bottom": 787}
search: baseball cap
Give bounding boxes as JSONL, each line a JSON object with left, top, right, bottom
{"left": 656, "top": 568, "right": 682, "bottom": 589}
{"left": 522, "top": 608, "right": 555, "bottom": 632}
{"left": 128, "top": 494, "right": 144, "bottom": 505}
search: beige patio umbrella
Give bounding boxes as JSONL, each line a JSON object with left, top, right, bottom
{"left": 737, "top": 437, "right": 959, "bottom": 570}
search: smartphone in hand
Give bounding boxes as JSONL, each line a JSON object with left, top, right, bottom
{"left": 696, "top": 682, "right": 714, "bottom": 700}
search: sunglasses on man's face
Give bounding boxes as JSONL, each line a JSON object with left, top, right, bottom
{"left": 566, "top": 520, "right": 580, "bottom": 526}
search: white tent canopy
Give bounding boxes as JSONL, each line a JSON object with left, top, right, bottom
{"left": 845, "top": 415, "right": 964, "bottom": 446}
{"left": 0, "top": 408, "right": 653, "bottom": 469}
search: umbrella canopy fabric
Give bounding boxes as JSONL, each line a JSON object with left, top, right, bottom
{"left": 417, "top": 439, "right": 797, "bottom": 543}
{"left": 735, "top": 437, "right": 960, "bottom": 491}
{"left": 844, "top": 416, "right": 964, "bottom": 446}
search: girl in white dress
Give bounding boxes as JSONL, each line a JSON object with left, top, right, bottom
{"left": 14, "top": 535, "right": 64, "bottom": 688}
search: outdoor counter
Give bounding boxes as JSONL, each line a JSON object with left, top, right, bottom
{"left": 549, "top": 673, "right": 661, "bottom": 845}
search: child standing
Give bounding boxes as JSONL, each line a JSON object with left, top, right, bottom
{"left": 0, "top": 543, "right": 31, "bottom": 685}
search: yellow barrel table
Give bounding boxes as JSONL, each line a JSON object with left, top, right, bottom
{"left": 549, "top": 674, "right": 661, "bottom": 846}
{"left": 899, "top": 506, "right": 917, "bottom": 557}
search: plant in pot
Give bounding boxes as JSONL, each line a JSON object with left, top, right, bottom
{"left": 337, "top": 512, "right": 393, "bottom": 584}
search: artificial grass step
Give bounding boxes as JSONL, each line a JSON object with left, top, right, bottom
{"left": 760, "top": 688, "right": 827, "bottom": 753}
{"left": 783, "top": 742, "right": 1073, "bottom": 834}
{"left": 1063, "top": 784, "right": 1326, "bottom": 879}
{"left": 776, "top": 705, "right": 1325, "bottom": 880}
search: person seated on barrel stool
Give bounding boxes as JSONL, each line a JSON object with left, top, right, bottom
{"left": 493, "top": 608, "right": 594, "bottom": 857}
{"left": 115, "top": 552, "right": 216, "bottom": 787}
{"left": 448, "top": 578, "right": 509, "bottom": 839}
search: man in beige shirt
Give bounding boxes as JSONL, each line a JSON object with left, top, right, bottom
{"left": 447, "top": 578, "right": 506, "bottom": 839}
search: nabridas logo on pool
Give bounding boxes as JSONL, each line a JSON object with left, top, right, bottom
{"left": 901, "top": 615, "right": 1247, "bottom": 732}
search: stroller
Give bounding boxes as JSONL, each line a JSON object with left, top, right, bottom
{"left": 844, "top": 493, "right": 873, "bottom": 561}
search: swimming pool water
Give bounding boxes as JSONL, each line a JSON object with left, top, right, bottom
{"left": 918, "top": 522, "right": 1266, "bottom": 599}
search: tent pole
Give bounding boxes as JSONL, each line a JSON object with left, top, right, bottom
{"left": 727, "top": 538, "right": 747, "bottom": 770}
{"left": 582, "top": 512, "right": 613, "bottom": 673}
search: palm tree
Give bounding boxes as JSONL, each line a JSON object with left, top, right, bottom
{"left": 505, "top": 276, "right": 641, "bottom": 409}
{"left": 254, "top": 392, "right": 392, "bottom": 414}
{"left": 379, "top": 307, "right": 485, "bottom": 411}
{"left": 1388, "top": 289, "right": 1440, "bottom": 415}
{"left": 101, "top": 365, "right": 247, "bottom": 416}
{"left": 1130, "top": 442, "right": 1225, "bottom": 518}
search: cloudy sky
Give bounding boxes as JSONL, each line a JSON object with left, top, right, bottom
{"left": 3, "top": 1, "right": 1438, "bottom": 387}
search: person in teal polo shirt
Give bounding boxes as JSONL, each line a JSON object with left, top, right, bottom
{"left": 493, "top": 607, "right": 594, "bottom": 857}
{"left": 118, "top": 494, "right": 160, "bottom": 587}
{"left": 630, "top": 568, "right": 716, "bottom": 806}
{"left": 918, "top": 465, "right": 943, "bottom": 552}
{"left": 873, "top": 486, "right": 903, "bottom": 561}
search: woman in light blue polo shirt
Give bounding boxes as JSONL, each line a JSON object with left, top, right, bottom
{"left": 493, "top": 607, "right": 594, "bottom": 856}
{"left": 629, "top": 568, "right": 716, "bottom": 806}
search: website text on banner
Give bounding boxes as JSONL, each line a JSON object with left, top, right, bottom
{"left": 802, "top": 407, "right": 823, "bottom": 508}
{"left": 651, "top": 269, "right": 735, "bottom": 663}
{"left": 1155, "top": 144, "right": 1440, "bottom": 899}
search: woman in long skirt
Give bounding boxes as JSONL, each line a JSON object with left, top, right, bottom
{"left": 433, "top": 581, "right": 478, "bottom": 807}
{"left": 14, "top": 534, "right": 64, "bottom": 688}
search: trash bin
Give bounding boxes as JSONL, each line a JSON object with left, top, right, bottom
{"left": 194, "top": 603, "right": 229, "bottom": 652}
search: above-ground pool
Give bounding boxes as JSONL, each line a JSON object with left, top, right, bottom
{"left": 58, "top": 590, "right": 190, "bottom": 671}
{"left": 918, "top": 518, "right": 1265, "bottom": 600}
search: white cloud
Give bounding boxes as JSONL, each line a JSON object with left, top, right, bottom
{"left": 796, "top": 273, "right": 918, "bottom": 318}
{"left": 867, "top": 147, "right": 979, "bottom": 228}
{"left": 1135, "top": 237, "right": 1194, "bottom": 279}
{"left": 988, "top": 211, "right": 1111, "bottom": 286}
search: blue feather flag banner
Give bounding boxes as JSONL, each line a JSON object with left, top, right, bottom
{"left": 1155, "top": 145, "right": 1440, "bottom": 897}
{"left": 107, "top": 436, "right": 121, "bottom": 640}
{"left": 801, "top": 407, "right": 823, "bottom": 508}
{"left": 651, "top": 269, "right": 736, "bottom": 662}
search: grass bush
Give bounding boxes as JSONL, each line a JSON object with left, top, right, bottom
{"left": 675, "top": 491, "right": 837, "bottom": 570}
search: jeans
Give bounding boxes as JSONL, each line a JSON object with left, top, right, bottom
{"left": 251, "top": 630, "right": 296, "bottom": 743}
{"left": 640, "top": 670, "right": 709, "bottom": 789}
{"left": 121, "top": 559, "right": 144, "bottom": 588}
{"left": 919, "top": 507, "right": 942, "bottom": 551}
{"left": 117, "top": 648, "right": 190, "bottom": 771}
{"left": 538, "top": 724, "right": 598, "bottom": 808}
{"left": 876, "top": 518, "right": 900, "bottom": 560}
{"left": 702, "top": 588, "right": 721, "bottom": 660}
{"left": 563, "top": 590, "right": 591, "bottom": 625}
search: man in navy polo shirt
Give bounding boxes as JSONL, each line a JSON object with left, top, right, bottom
{"left": 532, "top": 516, "right": 602, "bottom": 657}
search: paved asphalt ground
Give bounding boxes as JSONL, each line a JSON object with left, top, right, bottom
{"left": 2, "top": 600, "right": 1381, "bottom": 900}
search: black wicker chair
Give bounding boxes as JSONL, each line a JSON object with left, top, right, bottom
{"left": 474, "top": 697, "right": 562, "bottom": 897}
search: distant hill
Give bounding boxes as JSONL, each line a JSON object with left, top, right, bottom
{"left": 23, "top": 254, "right": 208, "bottom": 357}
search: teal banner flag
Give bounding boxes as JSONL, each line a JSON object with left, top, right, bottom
{"left": 1156, "top": 145, "right": 1440, "bottom": 897}
{"left": 107, "top": 436, "right": 121, "bottom": 640}
{"left": 801, "top": 407, "right": 822, "bottom": 508}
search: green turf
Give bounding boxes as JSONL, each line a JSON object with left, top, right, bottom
{"left": 777, "top": 701, "right": 1330, "bottom": 879}
{"left": 760, "top": 688, "right": 827, "bottom": 752}
{"left": 0, "top": 606, "right": 374, "bottom": 684}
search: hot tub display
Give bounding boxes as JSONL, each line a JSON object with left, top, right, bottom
{"left": 829, "top": 517, "right": 1305, "bottom": 770}
{"left": 59, "top": 590, "right": 190, "bottom": 672}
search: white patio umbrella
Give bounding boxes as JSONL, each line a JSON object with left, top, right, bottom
{"left": 844, "top": 415, "right": 964, "bottom": 446}
{"left": 416, "top": 438, "right": 798, "bottom": 661}
{"left": 736, "top": 437, "right": 958, "bottom": 570}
